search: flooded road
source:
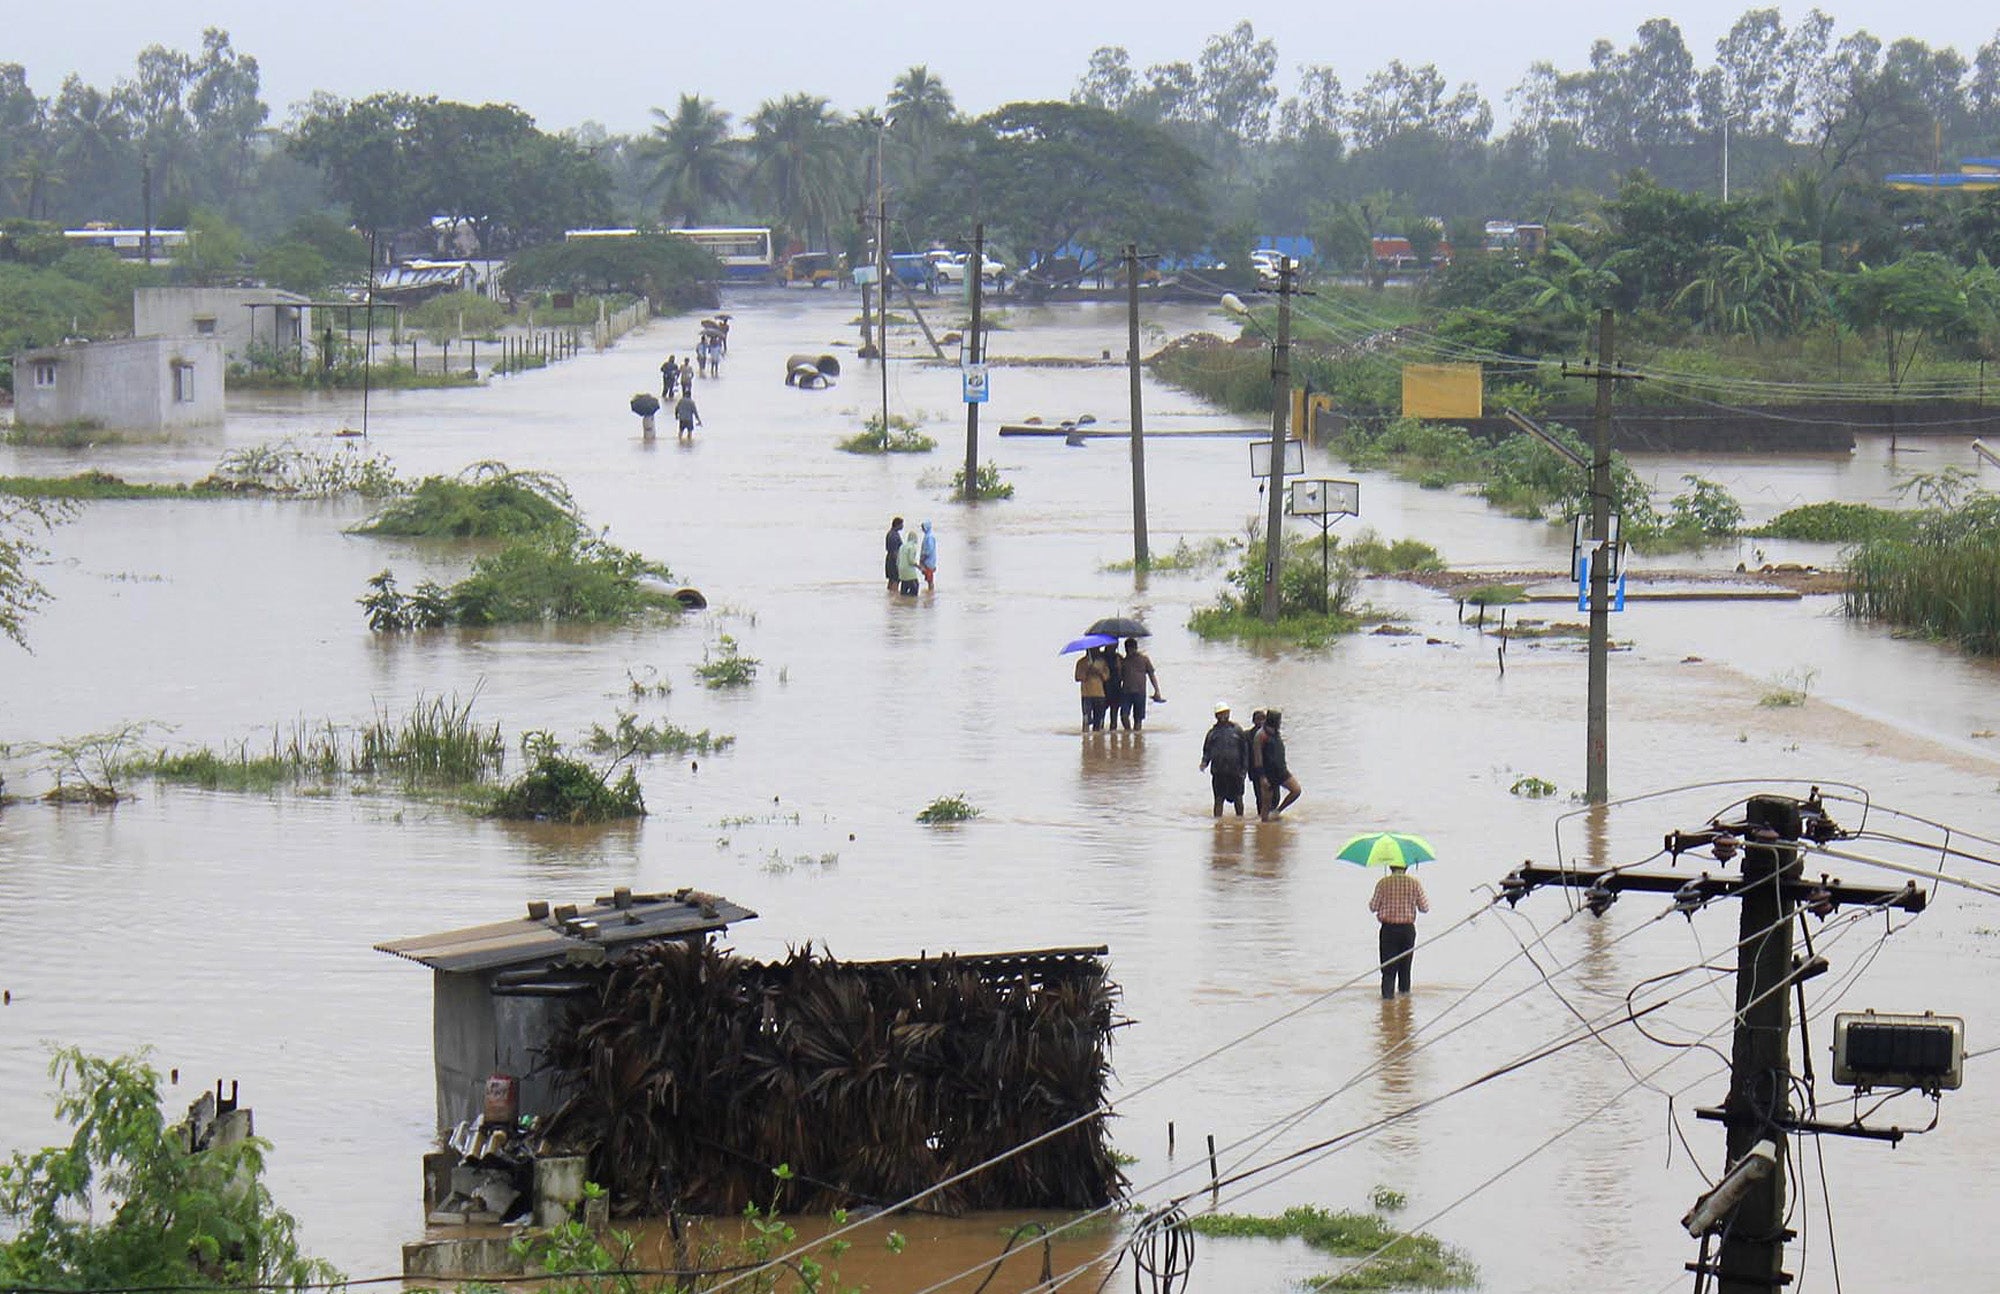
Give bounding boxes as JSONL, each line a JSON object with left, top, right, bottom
{"left": 4, "top": 290, "right": 1999, "bottom": 1292}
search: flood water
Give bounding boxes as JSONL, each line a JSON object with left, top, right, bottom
{"left": 4, "top": 290, "right": 2000, "bottom": 1292}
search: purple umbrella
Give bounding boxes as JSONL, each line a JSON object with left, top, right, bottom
{"left": 1059, "top": 633, "right": 1120, "bottom": 654}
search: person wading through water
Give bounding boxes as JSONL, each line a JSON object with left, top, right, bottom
{"left": 1258, "top": 708, "right": 1302, "bottom": 820}
{"left": 1200, "top": 702, "right": 1248, "bottom": 816}
{"left": 1368, "top": 863, "right": 1429, "bottom": 997}
{"left": 884, "top": 517, "right": 904, "bottom": 590}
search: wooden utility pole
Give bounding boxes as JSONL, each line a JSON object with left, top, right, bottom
{"left": 1499, "top": 792, "right": 1926, "bottom": 1294}
{"left": 964, "top": 223, "right": 984, "bottom": 494}
{"left": 1126, "top": 244, "right": 1149, "bottom": 569}
{"left": 1587, "top": 308, "right": 1613, "bottom": 802}
{"left": 1260, "top": 258, "right": 1294, "bottom": 623}
{"left": 1714, "top": 835, "right": 1798, "bottom": 1294}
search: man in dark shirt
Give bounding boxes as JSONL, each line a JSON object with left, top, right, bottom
{"left": 884, "top": 517, "right": 903, "bottom": 590}
{"left": 1200, "top": 702, "right": 1247, "bottom": 816}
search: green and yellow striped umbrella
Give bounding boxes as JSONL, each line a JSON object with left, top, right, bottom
{"left": 1336, "top": 832, "right": 1437, "bottom": 869}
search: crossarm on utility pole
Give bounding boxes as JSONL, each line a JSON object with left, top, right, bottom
{"left": 1501, "top": 865, "right": 1926, "bottom": 914}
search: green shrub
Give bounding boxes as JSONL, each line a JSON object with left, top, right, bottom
{"left": 693, "top": 634, "right": 760, "bottom": 688}
{"left": 1343, "top": 532, "right": 1445, "bottom": 575}
{"left": 916, "top": 793, "right": 981, "bottom": 823}
{"left": 405, "top": 291, "right": 507, "bottom": 340}
{"left": 951, "top": 460, "right": 1015, "bottom": 500}
{"left": 585, "top": 711, "right": 733, "bottom": 757}
{"left": 1186, "top": 1205, "right": 1475, "bottom": 1290}
{"left": 1753, "top": 501, "right": 1914, "bottom": 543}
{"left": 489, "top": 755, "right": 646, "bottom": 823}
{"left": 839, "top": 412, "right": 938, "bottom": 454}
{"left": 1189, "top": 531, "right": 1362, "bottom": 646}
{"left": 447, "top": 534, "right": 673, "bottom": 627}
{"left": 354, "top": 462, "right": 580, "bottom": 539}
{"left": 1846, "top": 492, "right": 2000, "bottom": 654}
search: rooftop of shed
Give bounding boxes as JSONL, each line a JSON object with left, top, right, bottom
{"left": 375, "top": 888, "right": 755, "bottom": 974}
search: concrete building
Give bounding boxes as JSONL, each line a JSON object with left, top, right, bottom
{"left": 12, "top": 336, "right": 225, "bottom": 432}
{"left": 375, "top": 888, "right": 756, "bottom": 1131}
{"left": 133, "top": 287, "right": 312, "bottom": 364}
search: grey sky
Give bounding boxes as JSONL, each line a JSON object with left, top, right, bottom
{"left": 10, "top": 2, "right": 1996, "bottom": 132}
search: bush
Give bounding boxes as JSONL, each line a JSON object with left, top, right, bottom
{"left": 489, "top": 755, "right": 646, "bottom": 822}
{"left": 585, "top": 711, "right": 733, "bottom": 757}
{"left": 1343, "top": 532, "right": 1444, "bottom": 575}
{"left": 0, "top": 1049, "right": 340, "bottom": 1292}
{"left": 353, "top": 462, "right": 580, "bottom": 539}
{"left": 951, "top": 460, "right": 1015, "bottom": 500}
{"left": 838, "top": 413, "right": 937, "bottom": 454}
{"left": 405, "top": 290, "right": 507, "bottom": 341}
{"left": 916, "top": 793, "right": 981, "bottom": 823}
{"left": 447, "top": 534, "right": 673, "bottom": 627}
{"left": 1753, "top": 501, "right": 1914, "bottom": 543}
{"left": 1189, "top": 529, "right": 1362, "bottom": 647}
{"left": 693, "top": 634, "right": 760, "bottom": 688}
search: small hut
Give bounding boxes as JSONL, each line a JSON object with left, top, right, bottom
{"left": 376, "top": 888, "right": 756, "bottom": 1131}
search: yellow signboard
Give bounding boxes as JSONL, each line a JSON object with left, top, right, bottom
{"left": 1402, "top": 363, "right": 1484, "bottom": 419}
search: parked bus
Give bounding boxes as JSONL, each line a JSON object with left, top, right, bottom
{"left": 564, "top": 227, "right": 777, "bottom": 283}
{"left": 63, "top": 227, "right": 189, "bottom": 263}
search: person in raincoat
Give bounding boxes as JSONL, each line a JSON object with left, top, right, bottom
{"left": 897, "top": 524, "right": 922, "bottom": 596}
{"left": 884, "top": 517, "right": 904, "bottom": 589}
{"left": 919, "top": 520, "right": 938, "bottom": 590}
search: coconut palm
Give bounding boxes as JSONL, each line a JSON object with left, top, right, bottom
{"left": 642, "top": 94, "right": 738, "bottom": 227}
{"left": 885, "top": 65, "right": 956, "bottom": 169}
{"left": 1516, "top": 240, "right": 1621, "bottom": 324}
{"left": 746, "top": 94, "right": 853, "bottom": 251}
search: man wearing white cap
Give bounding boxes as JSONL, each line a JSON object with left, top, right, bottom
{"left": 1199, "top": 702, "right": 1249, "bottom": 817}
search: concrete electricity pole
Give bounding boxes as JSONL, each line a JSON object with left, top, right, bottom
{"left": 964, "top": 224, "right": 984, "bottom": 492}
{"left": 1126, "top": 244, "right": 1149, "bottom": 570}
{"left": 1260, "top": 258, "right": 1294, "bottom": 623}
{"left": 1587, "top": 308, "right": 1614, "bottom": 802}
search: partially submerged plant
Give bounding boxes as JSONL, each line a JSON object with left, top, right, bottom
{"left": 1759, "top": 666, "right": 1819, "bottom": 708}
{"left": 951, "top": 460, "right": 1015, "bottom": 501}
{"left": 353, "top": 462, "right": 581, "bottom": 539}
{"left": 694, "top": 635, "right": 760, "bottom": 688}
{"left": 916, "top": 793, "right": 981, "bottom": 823}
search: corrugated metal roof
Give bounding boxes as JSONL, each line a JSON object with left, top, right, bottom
{"left": 375, "top": 888, "right": 756, "bottom": 974}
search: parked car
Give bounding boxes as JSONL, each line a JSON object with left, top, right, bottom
{"left": 1251, "top": 249, "right": 1285, "bottom": 288}
{"left": 934, "top": 252, "right": 1008, "bottom": 286}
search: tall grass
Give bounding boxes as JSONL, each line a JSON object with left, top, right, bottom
{"left": 132, "top": 696, "right": 503, "bottom": 793}
{"left": 1846, "top": 494, "right": 2000, "bottom": 655}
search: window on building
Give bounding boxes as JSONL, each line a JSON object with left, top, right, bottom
{"left": 173, "top": 363, "right": 195, "bottom": 403}
{"left": 193, "top": 317, "right": 218, "bottom": 335}
{"left": 32, "top": 361, "right": 57, "bottom": 388}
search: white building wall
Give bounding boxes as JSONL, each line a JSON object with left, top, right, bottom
{"left": 133, "top": 288, "right": 311, "bottom": 363}
{"left": 13, "top": 336, "right": 225, "bottom": 431}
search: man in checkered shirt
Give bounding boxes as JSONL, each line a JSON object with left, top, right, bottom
{"left": 1368, "top": 864, "right": 1430, "bottom": 998}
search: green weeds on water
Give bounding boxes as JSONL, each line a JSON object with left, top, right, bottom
{"left": 951, "top": 460, "right": 1015, "bottom": 501}
{"left": 488, "top": 755, "right": 645, "bottom": 823}
{"left": 1187, "top": 1205, "right": 1475, "bottom": 1291}
{"left": 585, "top": 711, "right": 734, "bottom": 758}
{"left": 838, "top": 413, "right": 937, "bottom": 454}
{"left": 1759, "top": 667, "right": 1819, "bottom": 708}
{"left": 1752, "top": 501, "right": 1914, "bottom": 544}
{"left": 1343, "top": 533, "right": 1445, "bottom": 575}
{"left": 694, "top": 635, "right": 760, "bottom": 688}
{"left": 131, "top": 696, "right": 503, "bottom": 794}
{"left": 916, "top": 793, "right": 981, "bottom": 823}
{"left": 353, "top": 462, "right": 579, "bottom": 539}
{"left": 1103, "top": 535, "right": 1239, "bottom": 574}
{"left": 197, "top": 438, "right": 403, "bottom": 498}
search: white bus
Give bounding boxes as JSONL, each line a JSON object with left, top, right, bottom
{"left": 63, "top": 227, "right": 189, "bottom": 263}
{"left": 565, "top": 226, "right": 776, "bottom": 283}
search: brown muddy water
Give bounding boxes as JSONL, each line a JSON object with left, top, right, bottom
{"left": 3, "top": 292, "right": 1999, "bottom": 1292}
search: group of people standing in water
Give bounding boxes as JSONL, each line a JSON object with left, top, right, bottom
{"left": 1072, "top": 639, "right": 1164, "bottom": 732}
{"left": 883, "top": 516, "right": 937, "bottom": 596}
{"left": 1199, "top": 702, "right": 1304, "bottom": 821}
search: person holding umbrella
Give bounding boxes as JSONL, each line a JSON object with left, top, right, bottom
{"left": 1344, "top": 833, "right": 1435, "bottom": 997}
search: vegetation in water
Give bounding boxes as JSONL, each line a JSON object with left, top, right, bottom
{"left": 1510, "top": 775, "right": 1558, "bottom": 798}
{"left": 838, "top": 413, "right": 937, "bottom": 454}
{"left": 694, "top": 635, "right": 760, "bottom": 688}
{"left": 1759, "top": 666, "right": 1819, "bottom": 708}
{"left": 352, "top": 462, "right": 580, "bottom": 539}
{"left": 131, "top": 695, "right": 505, "bottom": 794}
{"left": 916, "top": 793, "right": 982, "bottom": 823}
{"left": 31, "top": 721, "right": 156, "bottom": 804}
{"left": 488, "top": 748, "right": 645, "bottom": 824}
{"left": 585, "top": 711, "right": 734, "bottom": 758}
{"left": 1461, "top": 583, "right": 1527, "bottom": 606}
{"left": 1186, "top": 1205, "right": 1475, "bottom": 1291}
{"left": 1845, "top": 480, "right": 2000, "bottom": 655}
{"left": 364, "top": 532, "right": 675, "bottom": 631}
{"left": 193, "top": 438, "right": 404, "bottom": 498}
{"left": 1751, "top": 500, "right": 1915, "bottom": 544}
{"left": 1104, "top": 535, "right": 1239, "bottom": 574}
{"left": 0, "top": 494, "right": 69, "bottom": 647}
{"left": 1190, "top": 528, "right": 1362, "bottom": 648}
{"left": 951, "top": 460, "right": 1015, "bottom": 500}
{"left": 1343, "top": 532, "right": 1446, "bottom": 575}
{"left": 0, "top": 1048, "right": 339, "bottom": 1293}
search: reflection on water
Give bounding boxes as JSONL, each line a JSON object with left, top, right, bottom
{"left": 1, "top": 291, "right": 1998, "bottom": 1291}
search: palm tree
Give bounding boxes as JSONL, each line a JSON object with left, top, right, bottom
{"left": 1772, "top": 168, "right": 1849, "bottom": 271}
{"left": 1518, "top": 241, "right": 1621, "bottom": 324}
{"left": 1675, "top": 231, "right": 1826, "bottom": 339}
{"left": 885, "top": 66, "right": 956, "bottom": 172}
{"left": 643, "top": 95, "right": 738, "bottom": 227}
{"left": 746, "top": 94, "right": 853, "bottom": 251}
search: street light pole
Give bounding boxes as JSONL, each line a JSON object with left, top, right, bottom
{"left": 1260, "top": 258, "right": 1293, "bottom": 623}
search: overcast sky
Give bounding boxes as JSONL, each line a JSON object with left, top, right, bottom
{"left": 10, "top": 1, "right": 1998, "bottom": 132}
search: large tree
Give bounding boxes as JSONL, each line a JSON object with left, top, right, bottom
{"left": 643, "top": 95, "right": 736, "bottom": 227}
{"left": 745, "top": 93, "right": 853, "bottom": 251}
